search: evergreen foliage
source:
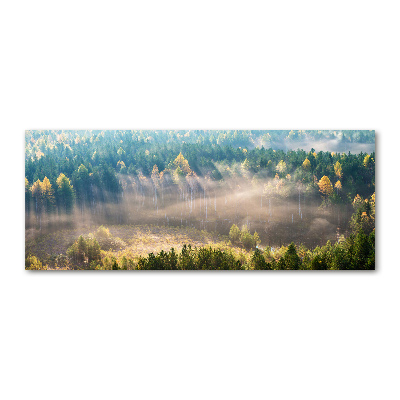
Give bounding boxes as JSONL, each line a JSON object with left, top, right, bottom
{"left": 25, "top": 130, "right": 375, "bottom": 271}
{"left": 133, "top": 229, "right": 374, "bottom": 271}
{"left": 66, "top": 235, "right": 101, "bottom": 266}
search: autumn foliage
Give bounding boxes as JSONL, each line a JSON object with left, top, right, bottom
{"left": 318, "top": 176, "right": 333, "bottom": 198}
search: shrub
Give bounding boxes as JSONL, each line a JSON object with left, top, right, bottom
{"left": 25, "top": 255, "right": 47, "bottom": 270}
{"left": 93, "top": 225, "right": 126, "bottom": 250}
{"left": 240, "top": 226, "right": 254, "bottom": 250}
{"left": 94, "top": 225, "right": 111, "bottom": 240}
{"left": 253, "top": 231, "right": 261, "bottom": 247}
{"left": 229, "top": 224, "right": 259, "bottom": 250}
{"left": 67, "top": 235, "right": 101, "bottom": 267}
{"left": 229, "top": 224, "right": 240, "bottom": 244}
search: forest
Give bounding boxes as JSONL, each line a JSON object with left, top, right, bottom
{"left": 25, "top": 130, "right": 375, "bottom": 270}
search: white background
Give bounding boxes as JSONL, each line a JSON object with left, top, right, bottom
{"left": 1, "top": 1, "right": 399, "bottom": 399}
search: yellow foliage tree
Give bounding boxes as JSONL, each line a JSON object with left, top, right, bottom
{"left": 318, "top": 176, "right": 333, "bottom": 198}
{"left": 334, "top": 180, "right": 342, "bottom": 194}
{"left": 241, "top": 158, "right": 250, "bottom": 171}
{"left": 41, "top": 176, "right": 54, "bottom": 212}
{"left": 31, "top": 179, "right": 43, "bottom": 213}
{"left": 276, "top": 160, "right": 287, "bottom": 176}
{"left": 173, "top": 152, "right": 192, "bottom": 175}
{"left": 302, "top": 158, "right": 311, "bottom": 171}
{"left": 370, "top": 192, "right": 375, "bottom": 223}
{"left": 352, "top": 194, "right": 364, "bottom": 209}
{"left": 334, "top": 161, "right": 343, "bottom": 179}
{"left": 370, "top": 192, "right": 375, "bottom": 210}
{"left": 151, "top": 164, "right": 160, "bottom": 186}
{"left": 41, "top": 176, "right": 53, "bottom": 195}
{"left": 117, "top": 160, "right": 126, "bottom": 173}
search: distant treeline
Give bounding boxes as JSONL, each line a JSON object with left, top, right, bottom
{"left": 25, "top": 130, "right": 374, "bottom": 181}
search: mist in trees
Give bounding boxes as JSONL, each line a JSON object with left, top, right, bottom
{"left": 25, "top": 130, "right": 375, "bottom": 270}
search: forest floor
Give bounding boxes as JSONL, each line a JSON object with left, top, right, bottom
{"left": 25, "top": 224, "right": 250, "bottom": 269}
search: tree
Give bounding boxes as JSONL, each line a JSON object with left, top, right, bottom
{"left": 67, "top": 235, "right": 101, "bottom": 267}
{"left": 370, "top": 192, "right": 375, "bottom": 222}
{"left": 100, "top": 166, "right": 122, "bottom": 200}
{"left": 25, "top": 177, "right": 31, "bottom": 214}
{"left": 334, "top": 161, "right": 343, "bottom": 179}
{"left": 172, "top": 152, "right": 192, "bottom": 175}
{"left": 334, "top": 180, "right": 342, "bottom": 197}
{"left": 318, "top": 176, "right": 333, "bottom": 198}
{"left": 310, "top": 253, "right": 329, "bottom": 270}
{"left": 117, "top": 160, "right": 127, "bottom": 173}
{"left": 56, "top": 173, "right": 75, "bottom": 213}
{"left": 253, "top": 231, "right": 261, "bottom": 247}
{"left": 350, "top": 193, "right": 375, "bottom": 235}
{"left": 31, "top": 179, "right": 43, "bottom": 213}
{"left": 25, "top": 255, "right": 47, "bottom": 270}
{"left": 72, "top": 164, "right": 90, "bottom": 210}
{"left": 281, "top": 243, "right": 301, "bottom": 270}
{"left": 30, "top": 179, "right": 45, "bottom": 228}
{"left": 241, "top": 158, "right": 250, "bottom": 173}
{"left": 117, "top": 147, "right": 125, "bottom": 158}
{"left": 352, "top": 230, "right": 374, "bottom": 270}
{"left": 151, "top": 164, "right": 161, "bottom": 212}
{"left": 41, "top": 176, "right": 55, "bottom": 213}
{"left": 352, "top": 194, "right": 364, "bottom": 210}
{"left": 229, "top": 224, "right": 240, "bottom": 244}
{"left": 363, "top": 154, "right": 371, "bottom": 168}
{"left": 251, "top": 248, "right": 269, "bottom": 270}
{"left": 302, "top": 158, "right": 311, "bottom": 171}
{"left": 240, "top": 225, "right": 254, "bottom": 250}
{"left": 276, "top": 160, "right": 287, "bottom": 176}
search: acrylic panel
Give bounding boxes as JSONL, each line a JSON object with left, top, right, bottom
{"left": 25, "top": 130, "right": 375, "bottom": 270}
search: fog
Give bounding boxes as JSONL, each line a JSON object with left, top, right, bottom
{"left": 282, "top": 139, "right": 375, "bottom": 154}
{"left": 26, "top": 173, "right": 353, "bottom": 248}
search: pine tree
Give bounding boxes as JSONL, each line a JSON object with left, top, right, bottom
{"left": 282, "top": 243, "right": 301, "bottom": 270}
{"left": 73, "top": 164, "right": 90, "bottom": 211}
{"left": 251, "top": 249, "right": 269, "bottom": 270}
{"left": 56, "top": 173, "right": 75, "bottom": 213}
